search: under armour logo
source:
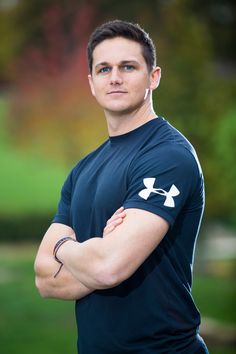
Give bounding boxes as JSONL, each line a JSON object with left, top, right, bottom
{"left": 138, "top": 178, "right": 180, "bottom": 208}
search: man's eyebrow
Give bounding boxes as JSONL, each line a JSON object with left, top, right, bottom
{"left": 95, "top": 62, "right": 109, "bottom": 69}
{"left": 119, "top": 60, "right": 139, "bottom": 65}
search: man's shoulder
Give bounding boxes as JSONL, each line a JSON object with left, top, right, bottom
{"left": 138, "top": 117, "right": 193, "bottom": 151}
{"left": 136, "top": 136, "right": 197, "bottom": 166}
{"left": 129, "top": 133, "right": 202, "bottom": 180}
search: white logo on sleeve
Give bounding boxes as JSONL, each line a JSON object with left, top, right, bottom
{"left": 138, "top": 178, "right": 180, "bottom": 208}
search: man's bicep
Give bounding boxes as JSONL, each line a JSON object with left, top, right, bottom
{"left": 106, "top": 208, "right": 169, "bottom": 283}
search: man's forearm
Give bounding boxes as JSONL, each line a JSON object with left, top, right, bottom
{"left": 56, "top": 209, "right": 168, "bottom": 290}
{"left": 35, "top": 209, "right": 127, "bottom": 296}
{"left": 57, "top": 237, "right": 115, "bottom": 289}
{"left": 35, "top": 255, "right": 94, "bottom": 300}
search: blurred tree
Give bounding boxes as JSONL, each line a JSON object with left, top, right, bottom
{"left": 8, "top": 0, "right": 107, "bottom": 163}
{"left": 147, "top": 0, "right": 235, "bottom": 224}
{"left": 0, "top": 0, "right": 235, "bottom": 225}
{"left": 192, "top": 0, "right": 236, "bottom": 64}
{"left": 210, "top": 108, "right": 236, "bottom": 226}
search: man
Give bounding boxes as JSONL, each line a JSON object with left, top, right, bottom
{"left": 34, "top": 20, "right": 209, "bottom": 353}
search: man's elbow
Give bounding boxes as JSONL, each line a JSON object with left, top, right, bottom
{"left": 34, "top": 260, "right": 51, "bottom": 298}
{"left": 96, "top": 271, "right": 120, "bottom": 289}
{"left": 35, "top": 275, "right": 51, "bottom": 298}
{"left": 95, "top": 261, "right": 126, "bottom": 289}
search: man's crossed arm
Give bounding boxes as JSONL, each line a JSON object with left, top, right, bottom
{"left": 34, "top": 208, "right": 126, "bottom": 300}
{"left": 34, "top": 207, "right": 169, "bottom": 300}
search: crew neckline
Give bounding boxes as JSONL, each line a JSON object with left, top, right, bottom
{"left": 109, "top": 117, "right": 161, "bottom": 144}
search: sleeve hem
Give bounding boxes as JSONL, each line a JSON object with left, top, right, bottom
{"left": 51, "top": 215, "right": 71, "bottom": 227}
{"left": 123, "top": 201, "right": 175, "bottom": 227}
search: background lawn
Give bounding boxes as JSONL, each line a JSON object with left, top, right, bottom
{"left": 0, "top": 244, "right": 235, "bottom": 354}
{"left": 0, "top": 244, "right": 76, "bottom": 354}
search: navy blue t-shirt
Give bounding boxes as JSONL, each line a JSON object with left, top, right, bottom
{"left": 53, "top": 117, "right": 206, "bottom": 354}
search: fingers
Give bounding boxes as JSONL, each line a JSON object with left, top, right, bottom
{"left": 114, "top": 206, "right": 125, "bottom": 215}
{"left": 103, "top": 206, "right": 126, "bottom": 237}
{"left": 103, "top": 217, "right": 123, "bottom": 236}
{"left": 106, "top": 207, "right": 125, "bottom": 226}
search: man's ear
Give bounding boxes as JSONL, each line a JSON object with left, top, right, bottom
{"left": 149, "top": 66, "right": 161, "bottom": 91}
{"left": 88, "top": 74, "right": 95, "bottom": 96}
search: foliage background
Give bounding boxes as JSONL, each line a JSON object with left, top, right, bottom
{"left": 0, "top": 0, "right": 235, "bottom": 353}
{"left": 0, "top": 0, "right": 235, "bottom": 225}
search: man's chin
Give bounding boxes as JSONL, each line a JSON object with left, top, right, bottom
{"left": 104, "top": 104, "right": 142, "bottom": 116}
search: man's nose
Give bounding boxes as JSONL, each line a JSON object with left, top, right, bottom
{"left": 110, "top": 67, "right": 123, "bottom": 85}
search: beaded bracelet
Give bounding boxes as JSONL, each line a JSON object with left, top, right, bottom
{"left": 53, "top": 236, "right": 76, "bottom": 278}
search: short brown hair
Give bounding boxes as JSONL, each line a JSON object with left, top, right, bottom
{"left": 87, "top": 20, "right": 156, "bottom": 73}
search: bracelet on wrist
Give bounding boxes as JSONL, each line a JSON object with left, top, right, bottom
{"left": 53, "top": 236, "right": 76, "bottom": 278}
{"left": 53, "top": 236, "right": 76, "bottom": 264}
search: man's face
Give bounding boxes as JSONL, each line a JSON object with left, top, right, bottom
{"left": 88, "top": 37, "right": 160, "bottom": 115}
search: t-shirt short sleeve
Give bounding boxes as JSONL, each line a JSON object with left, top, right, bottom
{"left": 123, "top": 144, "right": 202, "bottom": 227}
{"left": 52, "top": 169, "right": 74, "bottom": 226}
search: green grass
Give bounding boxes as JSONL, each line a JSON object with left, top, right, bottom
{"left": 0, "top": 244, "right": 235, "bottom": 354}
{"left": 0, "top": 244, "right": 76, "bottom": 354}
{"left": 193, "top": 275, "right": 236, "bottom": 354}
{"left": 209, "top": 349, "right": 236, "bottom": 354}
{"left": 0, "top": 97, "right": 68, "bottom": 215}
{"left": 0, "top": 145, "right": 67, "bottom": 215}
{"left": 192, "top": 274, "right": 236, "bottom": 324}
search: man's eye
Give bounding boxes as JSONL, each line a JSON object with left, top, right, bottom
{"left": 99, "top": 67, "right": 110, "bottom": 74}
{"left": 123, "top": 65, "right": 134, "bottom": 71}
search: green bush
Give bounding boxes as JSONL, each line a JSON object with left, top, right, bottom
{"left": 0, "top": 214, "right": 52, "bottom": 242}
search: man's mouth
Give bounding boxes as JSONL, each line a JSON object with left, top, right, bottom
{"left": 107, "top": 91, "right": 127, "bottom": 94}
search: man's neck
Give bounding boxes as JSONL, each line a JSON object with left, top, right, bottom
{"left": 105, "top": 102, "right": 157, "bottom": 137}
